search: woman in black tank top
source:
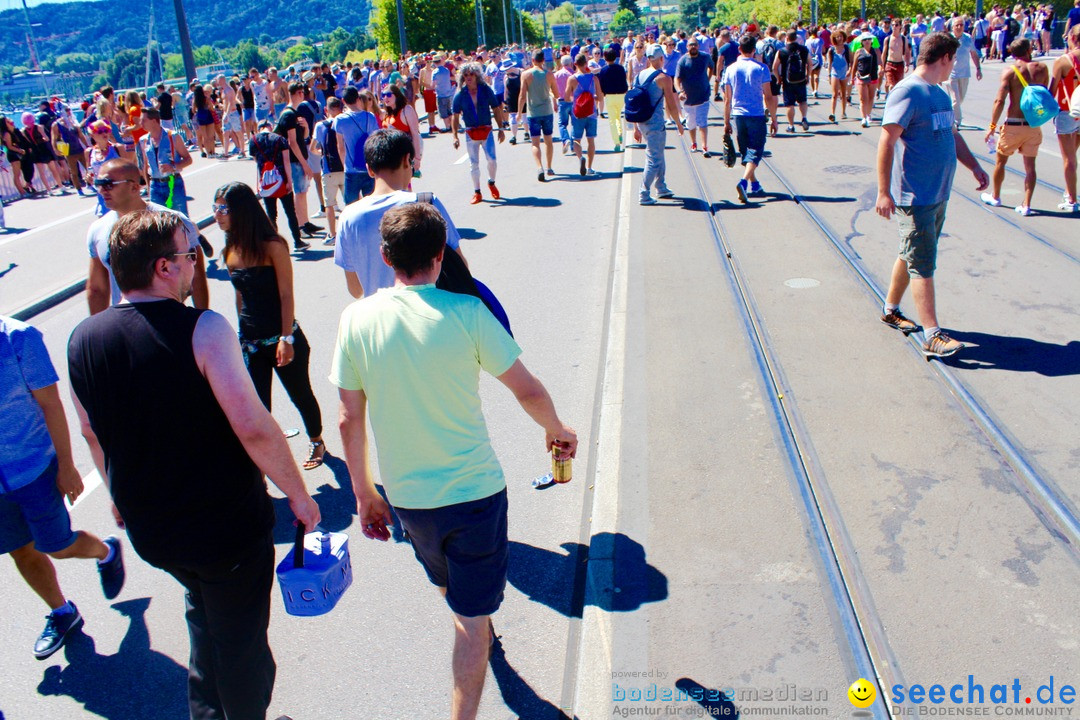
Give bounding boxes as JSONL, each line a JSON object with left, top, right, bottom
{"left": 214, "top": 182, "right": 325, "bottom": 469}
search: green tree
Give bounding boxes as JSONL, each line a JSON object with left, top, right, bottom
{"left": 372, "top": 0, "right": 476, "bottom": 56}
{"left": 713, "top": 0, "right": 796, "bottom": 28}
{"left": 610, "top": 8, "right": 642, "bottom": 34}
{"left": 193, "top": 45, "right": 219, "bottom": 66}
{"left": 282, "top": 43, "right": 318, "bottom": 66}
{"left": 680, "top": 0, "right": 714, "bottom": 28}
{"left": 618, "top": 0, "right": 641, "bottom": 17}
{"left": 542, "top": 2, "right": 592, "bottom": 39}
{"left": 228, "top": 41, "right": 267, "bottom": 72}
{"left": 50, "top": 53, "right": 97, "bottom": 74}
{"left": 163, "top": 54, "right": 184, "bottom": 80}
{"left": 321, "top": 26, "right": 354, "bottom": 63}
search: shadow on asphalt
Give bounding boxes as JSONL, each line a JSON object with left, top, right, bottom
{"left": 294, "top": 249, "right": 334, "bottom": 262}
{"left": 675, "top": 678, "right": 741, "bottom": 718}
{"left": 0, "top": 262, "right": 16, "bottom": 280}
{"left": 944, "top": 331, "right": 1080, "bottom": 377}
{"left": 458, "top": 227, "right": 488, "bottom": 240}
{"left": 204, "top": 258, "right": 230, "bottom": 281}
{"left": 490, "top": 636, "right": 578, "bottom": 720}
{"left": 36, "top": 598, "right": 188, "bottom": 719}
{"left": 490, "top": 196, "right": 563, "bottom": 208}
{"left": 507, "top": 533, "right": 667, "bottom": 618}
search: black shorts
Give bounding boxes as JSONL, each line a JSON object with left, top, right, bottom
{"left": 394, "top": 488, "right": 508, "bottom": 618}
{"left": 769, "top": 77, "right": 781, "bottom": 98}
{"left": 782, "top": 83, "right": 808, "bottom": 107}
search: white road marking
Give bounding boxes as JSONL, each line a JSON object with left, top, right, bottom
{"left": 455, "top": 154, "right": 469, "bottom": 165}
{"left": 0, "top": 160, "right": 232, "bottom": 247}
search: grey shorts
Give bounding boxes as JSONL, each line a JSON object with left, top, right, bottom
{"left": 437, "top": 95, "right": 453, "bottom": 119}
{"left": 897, "top": 201, "right": 947, "bottom": 279}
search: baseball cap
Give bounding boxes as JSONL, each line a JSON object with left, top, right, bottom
{"left": 647, "top": 44, "right": 665, "bottom": 59}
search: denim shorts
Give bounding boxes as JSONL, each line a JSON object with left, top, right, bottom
{"left": 343, "top": 171, "right": 373, "bottom": 205}
{"left": 527, "top": 113, "right": 554, "bottom": 137}
{"left": 242, "top": 107, "right": 255, "bottom": 122}
{"left": 734, "top": 115, "right": 767, "bottom": 166}
{"left": 290, "top": 161, "right": 310, "bottom": 194}
{"left": 571, "top": 114, "right": 598, "bottom": 139}
{"left": 394, "top": 489, "right": 508, "bottom": 618}
{"left": 897, "top": 201, "right": 947, "bottom": 279}
{"left": 0, "top": 457, "right": 77, "bottom": 555}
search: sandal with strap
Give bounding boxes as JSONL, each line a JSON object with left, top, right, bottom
{"left": 303, "top": 441, "right": 325, "bottom": 471}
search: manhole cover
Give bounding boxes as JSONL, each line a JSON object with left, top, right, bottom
{"left": 784, "top": 278, "right": 821, "bottom": 289}
{"left": 823, "top": 165, "right": 872, "bottom": 175}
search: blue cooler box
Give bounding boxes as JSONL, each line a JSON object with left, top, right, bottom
{"left": 276, "top": 525, "right": 353, "bottom": 617}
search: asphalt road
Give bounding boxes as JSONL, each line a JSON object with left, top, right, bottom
{"left": 2, "top": 54, "right": 1079, "bottom": 720}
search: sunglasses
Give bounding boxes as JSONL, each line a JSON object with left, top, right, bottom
{"left": 212, "top": 203, "right": 229, "bottom": 215}
{"left": 169, "top": 250, "right": 199, "bottom": 263}
{"left": 93, "top": 178, "right": 134, "bottom": 189}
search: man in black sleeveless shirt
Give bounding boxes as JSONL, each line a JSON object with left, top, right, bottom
{"left": 67, "top": 210, "right": 321, "bottom": 720}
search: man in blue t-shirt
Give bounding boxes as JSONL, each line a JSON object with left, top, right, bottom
{"left": 1, "top": 316, "right": 123, "bottom": 661}
{"left": 723, "top": 34, "right": 776, "bottom": 202}
{"left": 875, "top": 32, "right": 989, "bottom": 359}
{"left": 333, "top": 86, "right": 381, "bottom": 204}
{"left": 713, "top": 29, "right": 740, "bottom": 99}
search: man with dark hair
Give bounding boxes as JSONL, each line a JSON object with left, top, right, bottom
{"left": 274, "top": 81, "right": 321, "bottom": 238}
{"left": 154, "top": 82, "right": 174, "bottom": 130}
{"left": 312, "top": 96, "right": 346, "bottom": 245}
{"left": 331, "top": 201, "right": 576, "bottom": 720}
{"left": 676, "top": 36, "right": 712, "bottom": 155}
{"left": 333, "top": 86, "right": 381, "bottom": 203}
{"left": 723, "top": 34, "right": 775, "bottom": 202}
{"left": 68, "top": 209, "right": 321, "bottom": 720}
{"left": 774, "top": 28, "right": 811, "bottom": 133}
{"left": 981, "top": 38, "right": 1049, "bottom": 216}
{"left": 334, "top": 129, "right": 466, "bottom": 299}
{"left": 86, "top": 159, "right": 207, "bottom": 314}
{"left": 519, "top": 49, "right": 559, "bottom": 181}
{"left": 249, "top": 120, "right": 306, "bottom": 250}
{"left": 876, "top": 32, "right": 989, "bottom": 359}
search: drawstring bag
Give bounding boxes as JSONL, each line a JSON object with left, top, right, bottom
{"left": 1012, "top": 65, "right": 1058, "bottom": 127}
{"left": 276, "top": 524, "right": 352, "bottom": 617}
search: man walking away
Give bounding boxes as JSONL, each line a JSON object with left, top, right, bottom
{"left": 519, "top": 50, "right": 560, "bottom": 181}
{"left": 981, "top": 38, "right": 1048, "bottom": 216}
{"left": 1, "top": 315, "right": 124, "bottom": 660}
{"left": 332, "top": 201, "right": 576, "bottom": 720}
{"left": 598, "top": 47, "right": 628, "bottom": 152}
{"left": 774, "top": 29, "right": 811, "bottom": 134}
{"left": 723, "top": 34, "right": 776, "bottom": 203}
{"left": 69, "top": 210, "right": 321, "bottom": 720}
{"left": 876, "top": 32, "right": 990, "bottom": 359}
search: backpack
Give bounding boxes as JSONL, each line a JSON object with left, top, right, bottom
{"left": 1012, "top": 65, "right": 1058, "bottom": 126}
{"left": 1007, "top": 17, "right": 1021, "bottom": 36}
{"left": 572, "top": 74, "right": 596, "bottom": 118}
{"left": 784, "top": 46, "right": 807, "bottom": 85}
{"left": 259, "top": 160, "right": 287, "bottom": 198}
{"left": 761, "top": 39, "right": 780, "bottom": 77}
{"left": 624, "top": 70, "right": 663, "bottom": 123}
{"left": 414, "top": 192, "right": 513, "bottom": 336}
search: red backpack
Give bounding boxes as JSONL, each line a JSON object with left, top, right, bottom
{"left": 572, "top": 74, "right": 596, "bottom": 119}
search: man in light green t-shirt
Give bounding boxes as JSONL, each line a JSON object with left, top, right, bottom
{"left": 330, "top": 202, "right": 577, "bottom": 720}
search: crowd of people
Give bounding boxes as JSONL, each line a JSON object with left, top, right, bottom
{"left": 3, "top": 5, "right": 1080, "bottom": 719}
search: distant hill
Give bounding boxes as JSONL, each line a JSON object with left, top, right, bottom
{"left": 0, "top": 0, "right": 371, "bottom": 69}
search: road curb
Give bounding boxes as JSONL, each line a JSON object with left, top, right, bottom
{"left": 8, "top": 215, "right": 215, "bottom": 322}
{"left": 11, "top": 278, "right": 87, "bottom": 321}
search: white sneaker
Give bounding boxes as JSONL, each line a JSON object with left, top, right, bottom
{"left": 861, "top": 117, "right": 870, "bottom": 128}
{"left": 1014, "top": 205, "right": 1032, "bottom": 216}
{"left": 981, "top": 193, "right": 1002, "bottom": 207}
{"left": 312, "top": 210, "right": 326, "bottom": 218}
{"left": 1057, "top": 200, "right": 1080, "bottom": 213}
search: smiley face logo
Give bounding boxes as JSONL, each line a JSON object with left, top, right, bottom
{"left": 848, "top": 678, "right": 876, "bottom": 708}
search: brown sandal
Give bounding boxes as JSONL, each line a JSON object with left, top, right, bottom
{"left": 303, "top": 441, "right": 325, "bottom": 471}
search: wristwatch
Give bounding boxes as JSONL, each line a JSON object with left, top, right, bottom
{"left": 281, "top": 334, "right": 295, "bottom": 345}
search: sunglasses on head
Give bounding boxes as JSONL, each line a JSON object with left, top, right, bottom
{"left": 93, "top": 178, "right": 134, "bottom": 189}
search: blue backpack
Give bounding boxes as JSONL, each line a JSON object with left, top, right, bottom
{"left": 624, "top": 70, "right": 662, "bottom": 123}
{"left": 1013, "top": 65, "right": 1058, "bottom": 127}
